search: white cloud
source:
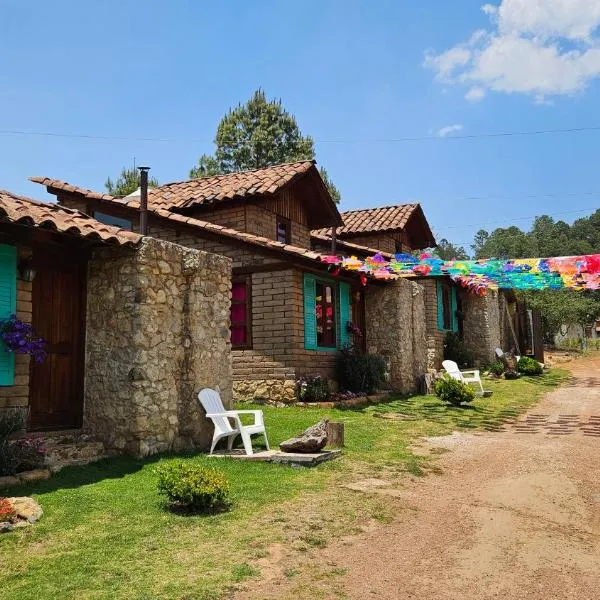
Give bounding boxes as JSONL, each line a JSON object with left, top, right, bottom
{"left": 424, "top": 0, "right": 600, "bottom": 102}
{"left": 437, "top": 124, "right": 464, "bottom": 137}
{"left": 465, "top": 87, "right": 486, "bottom": 101}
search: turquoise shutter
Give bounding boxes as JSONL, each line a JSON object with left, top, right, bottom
{"left": 436, "top": 280, "right": 444, "bottom": 331}
{"left": 451, "top": 286, "right": 459, "bottom": 333}
{"left": 303, "top": 273, "right": 318, "bottom": 350}
{"left": 338, "top": 282, "right": 351, "bottom": 348}
{"left": 0, "top": 245, "right": 17, "bottom": 385}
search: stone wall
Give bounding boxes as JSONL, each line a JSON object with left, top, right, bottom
{"left": 365, "top": 279, "right": 427, "bottom": 395}
{"left": 462, "top": 290, "right": 502, "bottom": 365}
{"left": 84, "top": 237, "right": 232, "bottom": 456}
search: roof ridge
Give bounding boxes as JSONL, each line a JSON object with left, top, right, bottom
{"left": 339, "top": 202, "right": 419, "bottom": 215}
{"left": 156, "top": 159, "right": 316, "bottom": 189}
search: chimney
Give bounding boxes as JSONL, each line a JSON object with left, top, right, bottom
{"left": 137, "top": 166, "right": 150, "bottom": 235}
{"left": 331, "top": 226, "right": 337, "bottom": 255}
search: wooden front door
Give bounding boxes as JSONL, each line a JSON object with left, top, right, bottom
{"left": 29, "top": 250, "right": 86, "bottom": 431}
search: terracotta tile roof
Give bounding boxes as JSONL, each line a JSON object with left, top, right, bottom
{"left": 310, "top": 231, "right": 394, "bottom": 259}
{"left": 33, "top": 161, "right": 317, "bottom": 212}
{"left": 0, "top": 190, "right": 142, "bottom": 247}
{"left": 313, "top": 204, "right": 420, "bottom": 237}
{"left": 28, "top": 177, "right": 325, "bottom": 264}
{"left": 151, "top": 207, "right": 324, "bottom": 264}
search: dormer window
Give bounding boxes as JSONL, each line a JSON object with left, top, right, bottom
{"left": 276, "top": 217, "right": 291, "bottom": 244}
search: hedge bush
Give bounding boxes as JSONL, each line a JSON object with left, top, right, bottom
{"left": 487, "top": 360, "right": 505, "bottom": 377}
{"left": 296, "top": 375, "right": 330, "bottom": 402}
{"left": 336, "top": 347, "right": 387, "bottom": 394}
{"left": 517, "top": 356, "right": 543, "bottom": 375}
{"left": 434, "top": 375, "right": 476, "bottom": 406}
{"left": 156, "top": 461, "right": 231, "bottom": 513}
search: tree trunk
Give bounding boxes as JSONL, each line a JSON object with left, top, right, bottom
{"left": 326, "top": 422, "right": 344, "bottom": 448}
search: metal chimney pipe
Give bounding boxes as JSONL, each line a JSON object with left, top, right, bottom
{"left": 138, "top": 166, "right": 150, "bottom": 235}
{"left": 331, "top": 226, "right": 337, "bottom": 255}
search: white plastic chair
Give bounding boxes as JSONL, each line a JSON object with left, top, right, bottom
{"left": 442, "top": 360, "right": 485, "bottom": 394}
{"left": 198, "top": 388, "right": 269, "bottom": 456}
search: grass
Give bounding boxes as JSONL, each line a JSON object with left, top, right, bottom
{"left": 0, "top": 369, "right": 567, "bottom": 600}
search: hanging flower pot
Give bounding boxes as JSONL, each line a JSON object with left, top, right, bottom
{"left": 0, "top": 315, "right": 47, "bottom": 363}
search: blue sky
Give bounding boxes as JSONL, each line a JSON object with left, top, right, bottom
{"left": 1, "top": 0, "right": 599, "bottom": 250}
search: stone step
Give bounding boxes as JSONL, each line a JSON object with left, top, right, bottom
{"left": 43, "top": 435, "right": 106, "bottom": 472}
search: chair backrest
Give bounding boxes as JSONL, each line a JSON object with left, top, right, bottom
{"left": 198, "top": 389, "right": 233, "bottom": 434}
{"left": 495, "top": 348, "right": 504, "bottom": 358}
{"left": 442, "top": 360, "right": 464, "bottom": 382}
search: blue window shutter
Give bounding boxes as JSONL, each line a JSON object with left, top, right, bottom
{"left": 303, "top": 273, "right": 318, "bottom": 350}
{"left": 338, "top": 282, "right": 351, "bottom": 348}
{"left": 436, "top": 280, "right": 445, "bottom": 331}
{"left": 0, "top": 245, "right": 17, "bottom": 386}
{"left": 451, "top": 286, "right": 459, "bottom": 333}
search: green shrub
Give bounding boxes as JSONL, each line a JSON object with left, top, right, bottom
{"left": 434, "top": 376, "right": 476, "bottom": 406}
{"left": 443, "top": 332, "right": 474, "bottom": 368}
{"left": 156, "top": 461, "right": 231, "bottom": 513}
{"left": 336, "top": 347, "right": 387, "bottom": 394}
{"left": 487, "top": 360, "right": 505, "bottom": 377}
{"left": 296, "top": 375, "right": 330, "bottom": 402}
{"left": 517, "top": 356, "right": 543, "bottom": 375}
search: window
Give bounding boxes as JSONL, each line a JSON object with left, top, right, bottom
{"left": 316, "top": 281, "right": 336, "bottom": 348}
{"left": 437, "top": 280, "right": 458, "bottom": 332}
{"left": 231, "top": 277, "right": 251, "bottom": 349}
{"left": 276, "top": 217, "right": 291, "bottom": 244}
{"left": 93, "top": 211, "right": 132, "bottom": 231}
{"left": 303, "top": 274, "right": 351, "bottom": 351}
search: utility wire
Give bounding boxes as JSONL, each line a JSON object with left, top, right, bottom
{"left": 1, "top": 125, "right": 600, "bottom": 144}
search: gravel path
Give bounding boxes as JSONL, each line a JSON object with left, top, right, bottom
{"left": 239, "top": 355, "right": 600, "bottom": 599}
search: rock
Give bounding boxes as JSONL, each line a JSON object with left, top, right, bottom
{"left": 8, "top": 497, "right": 43, "bottom": 523}
{"left": 0, "top": 475, "right": 20, "bottom": 488}
{"left": 499, "top": 351, "right": 518, "bottom": 372}
{"left": 18, "top": 469, "right": 50, "bottom": 483}
{"left": 280, "top": 419, "right": 329, "bottom": 453}
{"left": 0, "top": 521, "right": 14, "bottom": 533}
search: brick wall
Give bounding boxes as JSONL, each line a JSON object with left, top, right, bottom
{"left": 0, "top": 246, "right": 32, "bottom": 410}
{"left": 341, "top": 231, "right": 411, "bottom": 254}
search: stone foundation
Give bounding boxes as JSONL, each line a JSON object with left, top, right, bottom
{"left": 233, "top": 379, "right": 297, "bottom": 403}
{"left": 365, "top": 279, "right": 427, "bottom": 394}
{"left": 84, "top": 237, "right": 232, "bottom": 456}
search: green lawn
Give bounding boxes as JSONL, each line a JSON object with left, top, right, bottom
{"left": 0, "top": 370, "right": 567, "bottom": 600}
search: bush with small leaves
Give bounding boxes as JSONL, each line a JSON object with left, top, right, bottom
{"left": 434, "top": 376, "right": 476, "bottom": 407}
{"left": 517, "top": 356, "right": 543, "bottom": 375}
{"left": 487, "top": 360, "right": 505, "bottom": 377}
{"left": 156, "top": 460, "right": 231, "bottom": 513}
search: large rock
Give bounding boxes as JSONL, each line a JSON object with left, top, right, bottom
{"left": 8, "top": 497, "right": 43, "bottom": 523}
{"left": 280, "top": 419, "right": 328, "bottom": 453}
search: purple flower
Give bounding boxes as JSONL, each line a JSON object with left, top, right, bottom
{"left": 0, "top": 315, "right": 47, "bottom": 363}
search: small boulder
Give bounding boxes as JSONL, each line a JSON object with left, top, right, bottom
{"left": 8, "top": 497, "right": 43, "bottom": 523}
{"left": 280, "top": 419, "right": 328, "bottom": 454}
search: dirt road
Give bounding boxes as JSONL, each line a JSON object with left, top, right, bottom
{"left": 240, "top": 356, "right": 600, "bottom": 599}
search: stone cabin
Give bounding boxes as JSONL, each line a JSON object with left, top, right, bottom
{"left": 0, "top": 190, "right": 232, "bottom": 456}
{"left": 312, "top": 205, "right": 515, "bottom": 369}
{"left": 33, "top": 161, "right": 431, "bottom": 401}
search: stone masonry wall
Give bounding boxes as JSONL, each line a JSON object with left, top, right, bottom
{"left": 365, "top": 279, "right": 427, "bottom": 395}
{"left": 84, "top": 237, "right": 232, "bottom": 456}
{"left": 462, "top": 289, "right": 502, "bottom": 366}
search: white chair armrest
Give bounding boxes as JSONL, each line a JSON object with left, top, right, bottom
{"left": 461, "top": 370, "right": 480, "bottom": 378}
{"left": 230, "top": 410, "right": 264, "bottom": 427}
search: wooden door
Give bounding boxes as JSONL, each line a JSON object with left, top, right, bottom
{"left": 351, "top": 288, "right": 367, "bottom": 352}
{"left": 29, "top": 250, "right": 86, "bottom": 431}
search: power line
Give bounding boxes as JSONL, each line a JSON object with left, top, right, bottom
{"left": 434, "top": 207, "right": 597, "bottom": 232}
{"left": 1, "top": 124, "right": 600, "bottom": 144}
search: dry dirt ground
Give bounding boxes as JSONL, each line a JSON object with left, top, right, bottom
{"left": 236, "top": 355, "right": 600, "bottom": 600}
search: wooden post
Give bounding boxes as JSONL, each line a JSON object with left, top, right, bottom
{"left": 326, "top": 422, "right": 344, "bottom": 448}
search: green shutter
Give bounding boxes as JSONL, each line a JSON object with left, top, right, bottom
{"left": 0, "top": 245, "right": 17, "bottom": 386}
{"left": 303, "top": 273, "right": 318, "bottom": 350}
{"left": 436, "top": 280, "right": 445, "bottom": 331}
{"left": 451, "top": 286, "right": 459, "bottom": 333}
{"left": 338, "top": 282, "right": 351, "bottom": 348}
